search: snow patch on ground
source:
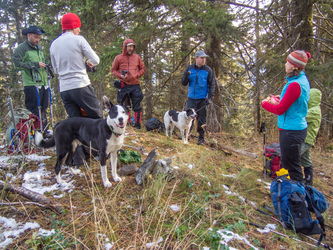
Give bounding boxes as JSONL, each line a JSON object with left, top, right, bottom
{"left": 169, "top": 204, "right": 180, "bottom": 212}
{"left": 0, "top": 216, "right": 40, "bottom": 249}
{"left": 216, "top": 229, "right": 258, "bottom": 250}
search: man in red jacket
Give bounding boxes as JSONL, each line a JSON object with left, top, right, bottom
{"left": 111, "top": 39, "right": 146, "bottom": 129}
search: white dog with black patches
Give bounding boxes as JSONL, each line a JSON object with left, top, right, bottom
{"left": 164, "top": 108, "right": 197, "bottom": 144}
{"left": 35, "top": 94, "right": 130, "bottom": 188}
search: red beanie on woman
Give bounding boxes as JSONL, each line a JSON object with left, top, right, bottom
{"left": 61, "top": 13, "right": 81, "bottom": 31}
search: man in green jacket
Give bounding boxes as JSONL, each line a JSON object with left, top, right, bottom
{"left": 12, "top": 26, "right": 51, "bottom": 137}
{"left": 301, "top": 88, "right": 322, "bottom": 185}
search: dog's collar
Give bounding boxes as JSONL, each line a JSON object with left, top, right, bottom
{"left": 108, "top": 125, "right": 122, "bottom": 138}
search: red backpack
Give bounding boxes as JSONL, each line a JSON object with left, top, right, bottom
{"left": 264, "top": 142, "right": 282, "bottom": 179}
{"left": 7, "top": 114, "right": 42, "bottom": 154}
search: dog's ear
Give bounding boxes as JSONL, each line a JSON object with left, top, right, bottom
{"left": 102, "top": 96, "right": 113, "bottom": 112}
{"left": 121, "top": 93, "right": 131, "bottom": 111}
{"left": 185, "top": 108, "right": 192, "bottom": 116}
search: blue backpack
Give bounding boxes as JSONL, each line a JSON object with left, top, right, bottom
{"left": 270, "top": 176, "right": 327, "bottom": 243}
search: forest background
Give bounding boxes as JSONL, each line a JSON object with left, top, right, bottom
{"left": 0, "top": 0, "right": 332, "bottom": 144}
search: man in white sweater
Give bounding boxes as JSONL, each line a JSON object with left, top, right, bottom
{"left": 50, "top": 13, "right": 102, "bottom": 119}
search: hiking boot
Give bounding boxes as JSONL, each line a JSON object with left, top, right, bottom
{"left": 304, "top": 166, "right": 313, "bottom": 185}
{"left": 197, "top": 137, "right": 204, "bottom": 145}
{"left": 134, "top": 111, "right": 142, "bottom": 129}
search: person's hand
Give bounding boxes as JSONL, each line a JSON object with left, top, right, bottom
{"left": 262, "top": 96, "right": 270, "bottom": 104}
{"left": 204, "top": 98, "right": 212, "bottom": 106}
{"left": 120, "top": 74, "right": 127, "bottom": 79}
{"left": 86, "top": 60, "right": 93, "bottom": 68}
{"left": 39, "top": 62, "right": 46, "bottom": 68}
{"left": 270, "top": 95, "right": 280, "bottom": 105}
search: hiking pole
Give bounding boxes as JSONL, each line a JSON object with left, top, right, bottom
{"left": 259, "top": 122, "right": 266, "bottom": 178}
{"left": 45, "top": 64, "right": 55, "bottom": 128}
{"left": 7, "top": 96, "right": 17, "bottom": 134}
{"left": 247, "top": 201, "right": 283, "bottom": 226}
{"left": 302, "top": 235, "right": 332, "bottom": 249}
{"left": 248, "top": 221, "right": 319, "bottom": 248}
{"left": 31, "top": 66, "right": 44, "bottom": 155}
{"left": 31, "top": 66, "right": 43, "bottom": 133}
{"left": 7, "top": 96, "right": 19, "bottom": 152}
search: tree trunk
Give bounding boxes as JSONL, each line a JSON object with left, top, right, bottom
{"left": 207, "top": 34, "right": 223, "bottom": 132}
{"left": 290, "top": 0, "right": 314, "bottom": 52}
{"left": 254, "top": 0, "right": 261, "bottom": 133}
{"left": 143, "top": 43, "right": 152, "bottom": 120}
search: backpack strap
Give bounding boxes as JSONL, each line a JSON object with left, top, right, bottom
{"left": 306, "top": 188, "right": 326, "bottom": 246}
{"left": 277, "top": 179, "right": 287, "bottom": 228}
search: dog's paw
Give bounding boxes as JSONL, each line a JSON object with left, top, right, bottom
{"left": 69, "top": 167, "right": 81, "bottom": 175}
{"left": 113, "top": 175, "right": 122, "bottom": 182}
{"left": 103, "top": 180, "right": 112, "bottom": 188}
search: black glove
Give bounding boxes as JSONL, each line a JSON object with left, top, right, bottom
{"left": 204, "top": 98, "right": 212, "bottom": 106}
{"left": 185, "top": 71, "right": 191, "bottom": 81}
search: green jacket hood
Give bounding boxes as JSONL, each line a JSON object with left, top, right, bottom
{"left": 308, "top": 88, "right": 322, "bottom": 109}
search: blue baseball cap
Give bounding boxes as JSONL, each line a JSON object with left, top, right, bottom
{"left": 22, "top": 26, "right": 46, "bottom": 35}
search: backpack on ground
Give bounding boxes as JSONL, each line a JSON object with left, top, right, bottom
{"left": 144, "top": 118, "right": 165, "bottom": 132}
{"left": 5, "top": 108, "right": 42, "bottom": 154}
{"left": 264, "top": 142, "right": 282, "bottom": 179}
{"left": 270, "top": 176, "right": 326, "bottom": 244}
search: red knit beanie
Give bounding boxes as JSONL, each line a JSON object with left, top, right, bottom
{"left": 286, "top": 50, "right": 311, "bottom": 69}
{"left": 61, "top": 13, "right": 81, "bottom": 31}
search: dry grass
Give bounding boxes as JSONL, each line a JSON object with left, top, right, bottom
{"left": 0, "top": 126, "right": 332, "bottom": 249}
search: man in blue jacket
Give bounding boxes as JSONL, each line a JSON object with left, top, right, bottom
{"left": 181, "top": 50, "right": 215, "bottom": 145}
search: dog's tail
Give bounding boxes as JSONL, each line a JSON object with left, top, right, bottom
{"left": 35, "top": 131, "right": 55, "bottom": 148}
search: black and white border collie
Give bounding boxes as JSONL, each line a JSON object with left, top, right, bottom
{"left": 35, "top": 94, "right": 130, "bottom": 188}
{"left": 163, "top": 108, "right": 197, "bottom": 144}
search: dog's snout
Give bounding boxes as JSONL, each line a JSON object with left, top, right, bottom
{"left": 118, "top": 117, "right": 123, "bottom": 123}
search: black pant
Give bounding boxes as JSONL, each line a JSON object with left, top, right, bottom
{"left": 117, "top": 84, "right": 143, "bottom": 112}
{"left": 24, "top": 85, "right": 49, "bottom": 130}
{"left": 60, "top": 85, "right": 103, "bottom": 118}
{"left": 279, "top": 129, "right": 307, "bottom": 182}
{"left": 186, "top": 98, "right": 206, "bottom": 136}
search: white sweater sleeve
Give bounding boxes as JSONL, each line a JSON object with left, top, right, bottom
{"left": 80, "top": 37, "right": 100, "bottom": 66}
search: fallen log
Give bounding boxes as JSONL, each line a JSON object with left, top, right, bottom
{"left": 0, "top": 180, "right": 63, "bottom": 213}
{"left": 135, "top": 148, "right": 157, "bottom": 185}
{"left": 206, "top": 141, "right": 258, "bottom": 159}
